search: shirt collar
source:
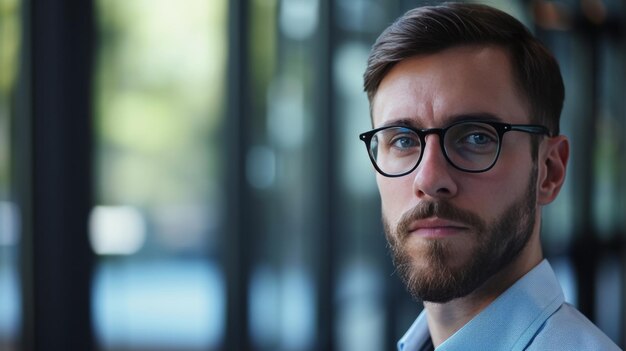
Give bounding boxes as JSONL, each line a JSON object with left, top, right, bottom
{"left": 398, "top": 259, "right": 565, "bottom": 351}
{"left": 398, "top": 309, "right": 430, "bottom": 351}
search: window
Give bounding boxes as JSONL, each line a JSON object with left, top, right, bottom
{"left": 0, "top": 0, "right": 22, "bottom": 349}
{"left": 91, "top": 1, "right": 227, "bottom": 349}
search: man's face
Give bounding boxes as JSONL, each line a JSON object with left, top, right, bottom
{"left": 372, "top": 45, "right": 540, "bottom": 303}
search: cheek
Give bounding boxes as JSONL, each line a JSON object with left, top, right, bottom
{"left": 461, "top": 166, "right": 534, "bottom": 221}
{"left": 377, "top": 175, "right": 414, "bottom": 225}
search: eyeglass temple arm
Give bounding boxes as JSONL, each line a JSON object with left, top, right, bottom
{"left": 509, "top": 124, "right": 552, "bottom": 137}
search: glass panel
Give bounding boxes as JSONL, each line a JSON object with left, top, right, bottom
{"left": 592, "top": 35, "right": 624, "bottom": 240}
{"left": 0, "top": 0, "right": 22, "bottom": 349}
{"left": 92, "top": 1, "right": 227, "bottom": 350}
{"left": 245, "top": 0, "right": 323, "bottom": 349}
{"left": 333, "top": 0, "right": 395, "bottom": 348}
{"left": 595, "top": 253, "right": 622, "bottom": 344}
{"left": 333, "top": 39, "right": 387, "bottom": 351}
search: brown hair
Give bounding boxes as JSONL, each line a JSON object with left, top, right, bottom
{"left": 364, "top": 3, "right": 564, "bottom": 135}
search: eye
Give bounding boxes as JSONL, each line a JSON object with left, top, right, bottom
{"left": 463, "top": 132, "right": 494, "bottom": 145}
{"left": 450, "top": 124, "right": 497, "bottom": 146}
{"left": 446, "top": 122, "right": 499, "bottom": 155}
{"left": 391, "top": 134, "right": 419, "bottom": 149}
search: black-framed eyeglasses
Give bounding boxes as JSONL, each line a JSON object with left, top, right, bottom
{"left": 359, "top": 120, "right": 551, "bottom": 177}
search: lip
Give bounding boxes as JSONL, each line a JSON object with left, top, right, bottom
{"left": 407, "top": 217, "right": 469, "bottom": 238}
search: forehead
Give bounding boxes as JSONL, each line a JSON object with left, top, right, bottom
{"left": 371, "top": 45, "right": 529, "bottom": 128}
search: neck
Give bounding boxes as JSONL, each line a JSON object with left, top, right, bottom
{"left": 423, "top": 234, "right": 543, "bottom": 348}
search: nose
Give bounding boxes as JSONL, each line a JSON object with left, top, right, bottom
{"left": 412, "top": 134, "right": 458, "bottom": 199}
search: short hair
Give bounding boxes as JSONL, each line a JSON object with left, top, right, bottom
{"left": 364, "top": 3, "right": 564, "bottom": 135}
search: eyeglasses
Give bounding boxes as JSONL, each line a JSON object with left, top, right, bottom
{"left": 359, "top": 120, "right": 551, "bottom": 177}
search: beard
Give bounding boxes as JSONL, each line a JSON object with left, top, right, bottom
{"left": 384, "top": 168, "right": 538, "bottom": 303}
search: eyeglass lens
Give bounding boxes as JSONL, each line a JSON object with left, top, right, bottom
{"left": 369, "top": 122, "right": 501, "bottom": 175}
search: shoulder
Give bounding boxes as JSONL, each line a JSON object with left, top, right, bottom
{"left": 525, "top": 303, "right": 621, "bottom": 351}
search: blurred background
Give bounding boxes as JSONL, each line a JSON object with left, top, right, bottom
{"left": 0, "top": 0, "right": 624, "bottom": 350}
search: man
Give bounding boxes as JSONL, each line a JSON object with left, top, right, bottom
{"left": 359, "top": 3, "right": 620, "bottom": 351}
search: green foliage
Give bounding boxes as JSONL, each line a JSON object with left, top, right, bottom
{"left": 94, "top": 0, "right": 227, "bottom": 206}
{"left": 0, "top": 0, "right": 20, "bottom": 195}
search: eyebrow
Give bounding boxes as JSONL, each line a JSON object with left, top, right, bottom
{"left": 377, "top": 112, "right": 505, "bottom": 129}
{"left": 378, "top": 118, "right": 418, "bottom": 129}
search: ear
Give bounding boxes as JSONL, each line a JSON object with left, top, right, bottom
{"left": 537, "top": 135, "right": 569, "bottom": 205}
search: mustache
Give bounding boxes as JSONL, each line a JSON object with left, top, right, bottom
{"left": 395, "top": 201, "right": 486, "bottom": 239}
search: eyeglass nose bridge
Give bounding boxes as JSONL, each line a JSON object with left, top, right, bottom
{"left": 413, "top": 127, "right": 456, "bottom": 172}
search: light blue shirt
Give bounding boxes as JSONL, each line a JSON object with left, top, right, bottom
{"left": 398, "top": 259, "right": 621, "bottom": 351}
